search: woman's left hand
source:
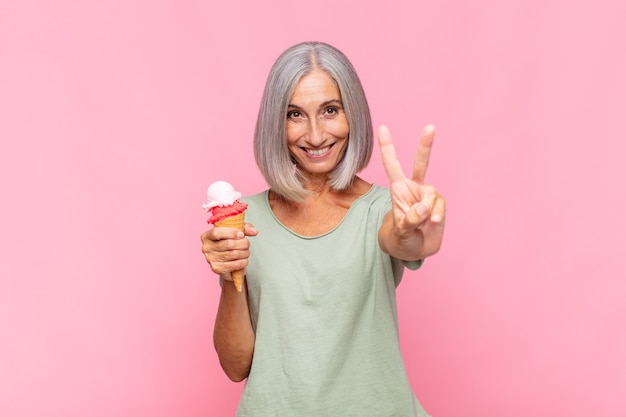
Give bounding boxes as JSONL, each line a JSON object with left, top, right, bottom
{"left": 378, "top": 124, "right": 446, "bottom": 260}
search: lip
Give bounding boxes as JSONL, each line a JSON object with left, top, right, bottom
{"left": 303, "top": 144, "right": 333, "bottom": 158}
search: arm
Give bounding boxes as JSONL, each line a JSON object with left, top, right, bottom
{"left": 201, "top": 224, "right": 258, "bottom": 381}
{"left": 213, "top": 279, "right": 255, "bottom": 381}
{"left": 377, "top": 124, "right": 446, "bottom": 261}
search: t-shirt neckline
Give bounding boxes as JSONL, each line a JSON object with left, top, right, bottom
{"left": 263, "top": 184, "right": 379, "bottom": 240}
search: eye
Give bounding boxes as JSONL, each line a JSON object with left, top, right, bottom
{"left": 287, "top": 110, "right": 302, "bottom": 119}
{"left": 325, "top": 107, "right": 338, "bottom": 115}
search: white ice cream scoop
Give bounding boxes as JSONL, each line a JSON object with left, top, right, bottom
{"left": 202, "top": 180, "right": 242, "bottom": 211}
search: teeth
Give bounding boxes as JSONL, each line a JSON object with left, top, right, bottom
{"left": 306, "top": 146, "right": 330, "bottom": 156}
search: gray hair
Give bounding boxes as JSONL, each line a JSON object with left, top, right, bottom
{"left": 253, "top": 41, "right": 373, "bottom": 202}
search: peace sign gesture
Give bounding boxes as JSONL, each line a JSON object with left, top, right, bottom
{"left": 377, "top": 124, "right": 446, "bottom": 261}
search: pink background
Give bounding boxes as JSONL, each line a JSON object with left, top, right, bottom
{"left": 1, "top": 1, "right": 625, "bottom": 416}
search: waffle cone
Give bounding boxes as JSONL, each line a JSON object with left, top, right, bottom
{"left": 215, "top": 212, "right": 246, "bottom": 292}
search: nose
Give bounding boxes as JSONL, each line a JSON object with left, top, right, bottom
{"left": 306, "top": 119, "right": 325, "bottom": 147}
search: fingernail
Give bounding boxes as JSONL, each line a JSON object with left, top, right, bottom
{"left": 236, "top": 231, "right": 244, "bottom": 238}
{"left": 431, "top": 214, "right": 442, "bottom": 223}
{"left": 417, "top": 203, "right": 429, "bottom": 216}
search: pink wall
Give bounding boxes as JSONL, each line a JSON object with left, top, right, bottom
{"left": 1, "top": 1, "right": 624, "bottom": 416}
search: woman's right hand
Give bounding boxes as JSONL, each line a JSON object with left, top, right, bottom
{"left": 200, "top": 223, "right": 258, "bottom": 282}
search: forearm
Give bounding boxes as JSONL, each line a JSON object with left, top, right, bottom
{"left": 213, "top": 280, "right": 255, "bottom": 382}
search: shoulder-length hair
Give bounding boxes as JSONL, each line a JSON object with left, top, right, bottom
{"left": 253, "top": 41, "right": 373, "bottom": 202}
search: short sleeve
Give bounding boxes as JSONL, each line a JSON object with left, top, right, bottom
{"left": 391, "top": 257, "right": 424, "bottom": 287}
{"left": 403, "top": 259, "right": 424, "bottom": 271}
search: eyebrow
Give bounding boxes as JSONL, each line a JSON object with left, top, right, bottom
{"left": 287, "top": 99, "right": 343, "bottom": 109}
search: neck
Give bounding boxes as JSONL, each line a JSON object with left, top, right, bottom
{"left": 299, "top": 175, "right": 364, "bottom": 201}
{"left": 300, "top": 175, "right": 333, "bottom": 194}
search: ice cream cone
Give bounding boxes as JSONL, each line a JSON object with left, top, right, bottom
{"left": 215, "top": 212, "right": 246, "bottom": 292}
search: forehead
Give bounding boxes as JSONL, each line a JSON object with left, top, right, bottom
{"left": 290, "top": 70, "right": 340, "bottom": 103}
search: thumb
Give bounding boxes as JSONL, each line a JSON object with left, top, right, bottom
{"left": 244, "top": 223, "right": 258, "bottom": 236}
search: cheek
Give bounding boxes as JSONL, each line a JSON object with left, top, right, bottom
{"left": 285, "top": 124, "right": 304, "bottom": 144}
{"left": 327, "top": 118, "right": 350, "bottom": 138}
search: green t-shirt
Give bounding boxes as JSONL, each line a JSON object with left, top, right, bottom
{"left": 238, "top": 184, "right": 430, "bottom": 417}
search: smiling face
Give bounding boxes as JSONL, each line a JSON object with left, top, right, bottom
{"left": 286, "top": 70, "right": 350, "bottom": 181}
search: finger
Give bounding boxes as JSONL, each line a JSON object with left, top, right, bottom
{"left": 209, "top": 259, "right": 248, "bottom": 279}
{"left": 206, "top": 226, "right": 245, "bottom": 241}
{"left": 203, "top": 243, "right": 250, "bottom": 271}
{"left": 204, "top": 236, "right": 250, "bottom": 256}
{"left": 378, "top": 125, "right": 405, "bottom": 183}
{"left": 201, "top": 236, "right": 249, "bottom": 265}
{"left": 404, "top": 201, "right": 430, "bottom": 228}
{"left": 404, "top": 185, "right": 437, "bottom": 226}
{"left": 412, "top": 124, "right": 435, "bottom": 183}
{"left": 430, "top": 194, "right": 446, "bottom": 224}
{"left": 420, "top": 185, "right": 438, "bottom": 215}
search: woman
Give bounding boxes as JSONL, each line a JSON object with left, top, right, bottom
{"left": 201, "top": 41, "right": 445, "bottom": 416}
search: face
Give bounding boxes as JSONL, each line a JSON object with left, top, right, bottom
{"left": 286, "top": 70, "right": 350, "bottom": 179}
